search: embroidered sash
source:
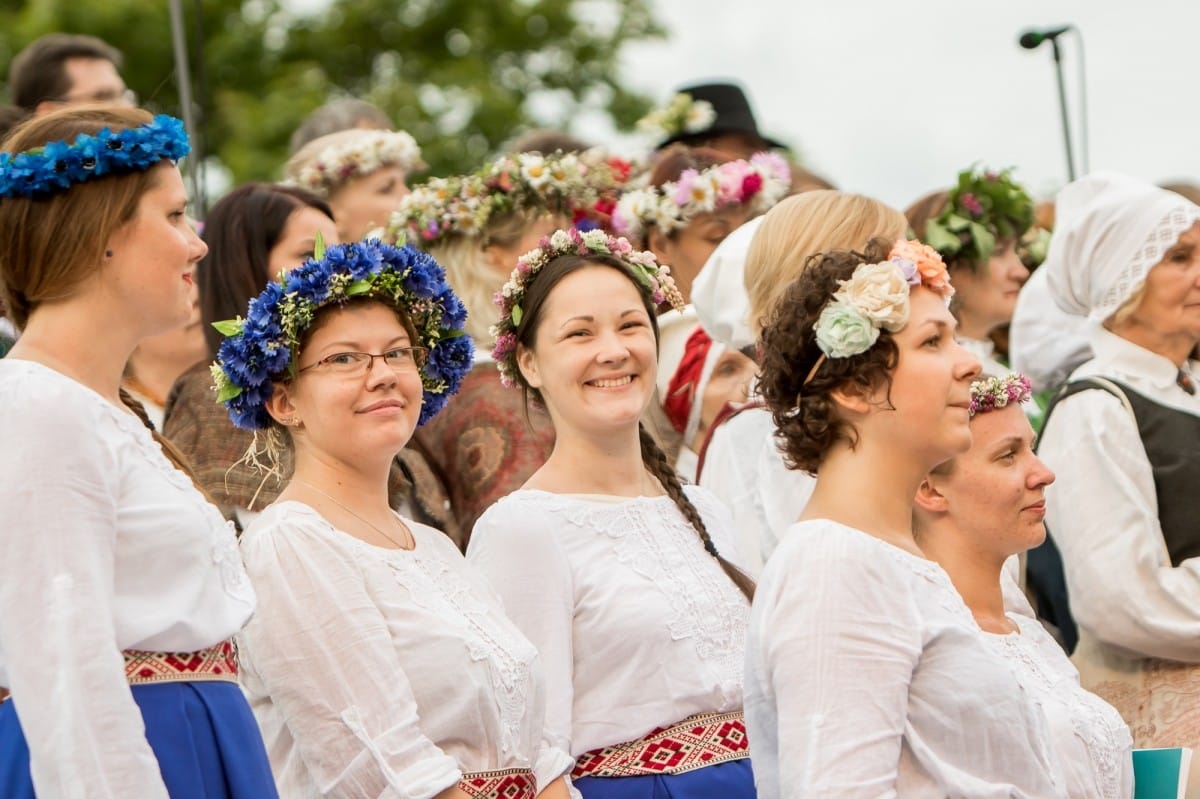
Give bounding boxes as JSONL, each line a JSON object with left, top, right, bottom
{"left": 458, "top": 767, "right": 536, "bottom": 799}
{"left": 572, "top": 710, "right": 749, "bottom": 778}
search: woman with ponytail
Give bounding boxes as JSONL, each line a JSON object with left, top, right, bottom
{"left": 469, "top": 228, "right": 755, "bottom": 799}
{"left": 0, "top": 108, "right": 275, "bottom": 796}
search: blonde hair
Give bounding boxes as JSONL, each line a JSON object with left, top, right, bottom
{"left": 429, "top": 208, "right": 541, "bottom": 345}
{"left": 0, "top": 106, "right": 159, "bottom": 330}
{"left": 746, "top": 190, "right": 907, "bottom": 334}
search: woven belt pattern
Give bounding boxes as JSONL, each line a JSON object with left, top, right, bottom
{"left": 458, "top": 767, "right": 536, "bottom": 799}
{"left": 123, "top": 640, "right": 238, "bottom": 685}
{"left": 572, "top": 710, "right": 749, "bottom": 778}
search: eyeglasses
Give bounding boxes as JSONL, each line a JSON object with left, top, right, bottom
{"left": 55, "top": 88, "right": 138, "bottom": 107}
{"left": 297, "top": 347, "right": 429, "bottom": 377}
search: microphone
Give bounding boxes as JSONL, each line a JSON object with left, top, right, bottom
{"left": 1019, "top": 26, "right": 1072, "bottom": 49}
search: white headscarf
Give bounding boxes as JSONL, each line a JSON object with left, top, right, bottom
{"left": 1044, "top": 171, "right": 1200, "bottom": 321}
{"left": 691, "top": 216, "right": 761, "bottom": 351}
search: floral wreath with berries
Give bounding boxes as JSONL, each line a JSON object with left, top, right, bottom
{"left": 806, "top": 240, "right": 955, "bottom": 382}
{"left": 636, "top": 92, "right": 717, "bottom": 140}
{"left": 969, "top": 373, "right": 1033, "bottom": 416}
{"left": 387, "top": 151, "right": 597, "bottom": 246}
{"left": 489, "top": 227, "right": 685, "bottom": 387}
{"left": 287, "top": 130, "right": 423, "bottom": 198}
{"left": 921, "top": 166, "right": 1035, "bottom": 265}
{"left": 612, "top": 151, "right": 791, "bottom": 240}
{"left": 0, "top": 114, "right": 189, "bottom": 200}
{"left": 211, "top": 237, "right": 472, "bottom": 431}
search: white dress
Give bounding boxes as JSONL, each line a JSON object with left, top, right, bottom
{"left": 699, "top": 405, "right": 814, "bottom": 576}
{"left": 983, "top": 614, "right": 1133, "bottom": 799}
{"left": 236, "top": 501, "right": 573, "bottom": 799}
{"left": 744, "top": 519, "right": 1067, "bottom": 799}
{"left": 0, "top": 360, "right": 256, "bottom": 798}
{"left": 467, "top": 487, "right": 750, "bottom": 758}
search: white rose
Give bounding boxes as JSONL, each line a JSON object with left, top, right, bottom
{"left": 833, "top": 262, "right": 911, "bottom": 332}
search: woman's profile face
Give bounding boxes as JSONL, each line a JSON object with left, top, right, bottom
{"left": 1121, "top": 221, "right": 1200, "bottom": 346}
{"left": 651, "top": 204, "right": 753, "bottom": 304}
{"left": 267, "top": 206, "right": 340, "bottom": 278}
{"left": 949, "top": 239, "right": 1030, "bottom": 338}
{"left": 329, "top": 165, "right": 410, "bottom": 241}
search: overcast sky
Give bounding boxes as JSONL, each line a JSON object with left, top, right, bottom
{"left": 606, "top": 0, "right": 1194, "bottom": 209}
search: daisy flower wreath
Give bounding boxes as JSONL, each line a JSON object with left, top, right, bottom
{"left": 212, "top": 238, "right": 472, "bottom": 431}
{"left": 287, "top": 130, "right": 423, "bottom": 198}
{"left": 489, "top": 228, "right": 686, "bottom": 387}
{"left": 806, "top": 240, "right": 955, "bottom": 383}
{"left": 0, "top": 114, "right": 189, "bottom": 200}
{"left": 636, "top": 92, "right": 717, "bottom": 140}
{"left": 387, "top": 151, "right": 596, "bottom": 247}
{"left": 612, "top": 151, "right": 791, "bottom": 240}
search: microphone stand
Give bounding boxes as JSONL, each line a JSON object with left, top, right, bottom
{"left": 1050, "top": 37, "right": 1077, "bottom": 181}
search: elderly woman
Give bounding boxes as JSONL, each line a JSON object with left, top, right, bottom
{"left": 914, "top": 373, "right": 1133, "bottom": 799}
{"left": 1036, "top": 172, "right": 1200, "bottom": 790}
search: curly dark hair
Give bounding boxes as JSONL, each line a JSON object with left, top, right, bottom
{"left": 758, "top": 238, "right": 899, "bottom": 474}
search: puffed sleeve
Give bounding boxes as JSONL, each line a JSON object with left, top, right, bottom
{"left": 1041, "top": 390, "right": 1200, "bottom": 661}
{"left": 746, "top": 529, "right": 920, "bottom": 798}
{"left": 0, "top": 378, "right": 169, "bottom": 798}
{"left": 236, "top": 512, "right": 460, "bottom": 798}
{"left": 468, "top": 500, "right": 577, "bottom": 756}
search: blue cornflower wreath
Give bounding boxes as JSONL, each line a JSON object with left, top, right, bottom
{"left": 212, "top": 238, "right": 472, "bottom": 430}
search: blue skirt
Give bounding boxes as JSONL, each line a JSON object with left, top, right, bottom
{"left": 0, "top": 681, "right": 278, "bottom": 798}
{"left": 573, "top": 758, "right": 756, "bottom": 799}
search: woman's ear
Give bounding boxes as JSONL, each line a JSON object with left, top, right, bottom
{"left": 646, "top": 227, "right": 672, "bottom": 265}
{"left": 913, "top": 475, "right": 950, "bottom": 514}
{"left": 516, "top": 343, "right": 542, "bottom": 390}
{"left": 827, "top": 380, "right": 873, "bottom": 417}
{"left": 264, "top": 382, "right": 301, "bottom": 428}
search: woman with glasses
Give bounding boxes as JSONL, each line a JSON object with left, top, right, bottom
{"left": 214, "top": 240, "right": 574, "bottom": 798}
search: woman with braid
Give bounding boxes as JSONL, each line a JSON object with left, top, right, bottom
{"left": 469, "top": 229, "right": 755, "bottom": 799}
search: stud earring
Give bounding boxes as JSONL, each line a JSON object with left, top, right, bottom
{"left": 104, "top": 250, "right": 114, "bottom": 258}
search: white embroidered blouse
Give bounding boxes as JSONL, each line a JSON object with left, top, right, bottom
{"left": 467, "top": 487, "right": 751, "bottom": 758}
{"left": 236, "top": 501, "right": 573, "bottom": 799}
{"left": 0, "top": 360, "right": 256, "bottom": 799}
{"left": 745, "top": 519, "right": 1068, "bottom": 799}
{"left": 983, "top": 614, "right": 1134, "bottom": 799}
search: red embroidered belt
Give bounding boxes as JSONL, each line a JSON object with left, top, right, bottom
{"left": 1, "top": 640, "right": 237, "bottom": 704}
{"left": 458, "top": 767, "right": 536, "bottom": 799}
{"left": 572, "top": 710, "right": 749, "bottom": 779}
{"left": 123, "top": 639, "right": 239, "bottom": 686}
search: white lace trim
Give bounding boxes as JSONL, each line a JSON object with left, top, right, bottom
{"left": 516, "top": 488, "right": 749, "bottom": 701}
{"left": 1096, "top": 206, "right": 1200, "bottom": 320}
{"left": 385, "top": 551, "right": 537, "bottom": 757}
{"left": 984, "top": 619, "right": 1131, "bottom": 799}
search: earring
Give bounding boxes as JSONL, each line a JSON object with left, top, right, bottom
{"left": 281, "top": 416, "right": 300, "bottom": 426}
{"left": 104, "top": 250, "right": 114, "bottom": 258}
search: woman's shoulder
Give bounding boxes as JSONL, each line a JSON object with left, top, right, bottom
{"left": 767, "top": 519, "right": 948, "bottom": 587}
{"left": 0, "top": 360, "right": 139, "bottom": 448}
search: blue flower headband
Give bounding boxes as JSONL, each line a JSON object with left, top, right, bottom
{"left": 0, "top": 115, "right": 190, "bottom": 200}
{"left": 212, "top": 238, "right": 472, "bottom": 430}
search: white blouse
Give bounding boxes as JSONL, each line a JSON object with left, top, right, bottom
{"left": 1040, "top": 326, "right": 1200, "bottom": 661}
{"left": 236, "top": 501, "right": 573, "bottom": 799}
{"left": 984, "top": 614, "right": 1134, "bottom": 799}
{"left": 0, "top": 360, "right": 256, "bottom": 798}
{"left": 745, "top": 519, "right": 1067, "bottom": 799}
{"left": 699, "top": 405, "right": 814, "bottom": 576}
{"left": 468, "top": 487, "right": 750, "bottom": 757}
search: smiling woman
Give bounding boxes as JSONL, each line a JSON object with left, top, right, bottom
{"left": 212, "top": 240, "right": 578, "bottom": 799}
{"left": 0, "top": 108, "right": 277, "bottom": 798}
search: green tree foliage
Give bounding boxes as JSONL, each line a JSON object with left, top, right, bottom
{"left": 0, "top": 0, "right": 662, "bottom": 187}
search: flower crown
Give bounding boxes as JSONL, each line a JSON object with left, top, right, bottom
{"left": 212, "top": 237, "right": 472, "bottom": 430}
{"left": 612, "top": 151, "right": 791, "bottom": 239}
{"left": 922, "top": 166, "right": 1035, "bottom": 265}
{"left": 636, "top": 92, "right": 717, "bottom": 140}
{"left": 287, "top": 130, "right": 422, "bottom": 198}
{"left": 388, "top": 152, "right": 596, "bottom": 246}
{"left": 0, "top": 114, "right": 189, "bottom": 200}
{"left": 489, "top": 227, "right": 685, "bottom": 387}
{"left": 810, "top": 240, "right": 955, "bottom": 368}
{"left": 969, "top": 373, "right": 1033, "bottom": 417}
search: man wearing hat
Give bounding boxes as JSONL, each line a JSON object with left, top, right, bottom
{"left": 644, "top": 81, "right": 785, "bottom": 159}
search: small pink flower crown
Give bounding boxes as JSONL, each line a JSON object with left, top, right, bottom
{"left": 968, "top": 373, "right": 1033, "bottom": 417}
{"left": 489, "top": 227, "right": 685, "bottom": 387}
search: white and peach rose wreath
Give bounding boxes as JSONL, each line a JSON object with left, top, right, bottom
{"left": 805, "top": 240, "right": 955, "bottom": 383}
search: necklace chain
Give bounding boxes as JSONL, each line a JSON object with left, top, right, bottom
{"left": 293, "top": 478, "right": 413, "bottom": 550}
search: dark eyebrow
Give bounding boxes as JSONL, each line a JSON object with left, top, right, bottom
{"left": 318, "top": 334, "right": 411, "bottom": 351}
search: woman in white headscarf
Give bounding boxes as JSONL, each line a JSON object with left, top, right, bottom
{"left": 1037, "top": 172, "right": 1200, "bottom": 785}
